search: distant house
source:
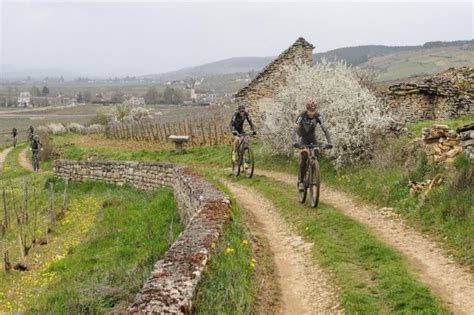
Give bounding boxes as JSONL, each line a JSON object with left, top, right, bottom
{"left": 18, "top": 92, "right": 31, "bottom": 107}
{"left": 124, "top": 96, "right": 146, "bottom": 106}
{"left": 234, "top": 37, "right": 315, "bottom": 130}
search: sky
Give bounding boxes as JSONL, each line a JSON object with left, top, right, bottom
{"left": 0, "top": 0, "right": 473, "bottom": 77}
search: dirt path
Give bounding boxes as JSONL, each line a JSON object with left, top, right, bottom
{"left": 224, "top": 180, "right": 342, "bottom": 314}
{"left": 257, "top": 169, "right": 474, "bottom": 315}
{"left": 18, "top": 147, "right": 33, "bottom": 172}
{"left": 0, "top": 147, "right": 13, "bottom": 172}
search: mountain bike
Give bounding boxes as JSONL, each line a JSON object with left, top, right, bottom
{"left": 231, "top": 133, "right": 255, "bottom": 178}
{"left": 298, "top": 144, "right": 325, "bottom": 208}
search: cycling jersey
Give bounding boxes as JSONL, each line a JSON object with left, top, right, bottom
{"left": 230, "top": 111, "right": 255, "bottom": 134}
{"left": 292, "top": 111, "right": 332, "bottom": 145}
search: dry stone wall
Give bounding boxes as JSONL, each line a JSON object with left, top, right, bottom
{"left": 235, "top": 37, "right": 315, "bottom": 129}
{"left": 53, "top": 160, "right": 231, "bottom": 313}
{"left": 457, "top": 123, "right": 474, "bottom": 160}
{"left": 383, "top": 67, "right": 474, "bottom": 122}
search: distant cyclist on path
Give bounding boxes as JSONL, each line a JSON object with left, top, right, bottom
{"left": 11, "top": 127, "right": 18, "bottom": 147}
{"left": 230, "top": 104, "right": 256, "bottom": 162}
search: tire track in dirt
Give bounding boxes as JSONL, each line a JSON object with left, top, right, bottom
{"left": 0, "top": 147, "right": 13, "bottom": 172}
{"left": 224, "top": 180, "right": 342, "bottom": 315}
{"left": 257, "top": 169, "right": 474, "bottom": 315}
{"left": 19, "top": 147, "right": 33, "bottom": 172}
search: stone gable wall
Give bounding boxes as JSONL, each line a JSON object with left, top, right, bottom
{"left": 53, "top": 160, "right": 231, "bottom": 313}
{"left": 235, "top": 37, "right": 315, "bottom": 129}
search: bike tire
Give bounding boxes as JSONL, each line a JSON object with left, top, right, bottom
{"left": 231, "top": 149, "right": 240, "bottom": 176}
{"left": 243, "top": 147, "right": 254, "bottom": 178}
{"left": 309, "top": 160, "right": 320, "bottom": 208}
{"left": 298, "top": 160, "right": 309, "bottom": 203}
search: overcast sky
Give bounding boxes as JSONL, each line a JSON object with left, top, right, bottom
{"left": 1, "top": 1, "right": 473, "bottom": 77}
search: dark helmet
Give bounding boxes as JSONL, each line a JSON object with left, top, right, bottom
{"left": 237, "top": 104, "right": 246, "bottom": 112}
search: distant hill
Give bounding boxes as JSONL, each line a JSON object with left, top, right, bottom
{"left": 150, "top": 39, "right": 473, "bottom": 81}
{"left": 146, "top": 57, "right": 273, "bottom": 81}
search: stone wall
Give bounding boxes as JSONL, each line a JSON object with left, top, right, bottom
{"left": 382, "top": 67, "right": 474, "bottom": 122}
{"left": 235, "top": 37, "right": 315, "bottom": 129}
{"left": 457, "top": 123, "right": 474, "bottom": 160}
{"left": 54, "top": 160, "right": 231, "bottom": 313}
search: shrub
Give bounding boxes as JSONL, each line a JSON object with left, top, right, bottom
{"left": 262, "top": 60, "right": 392, "bottom": 169}
{"left": 38, "top": 130, "right": 53, "bottom": 161}
{"left": 47, "top": 123, "right": 67, "bottom": 135}
{"left": 85, "top": 124, "right": 105, "bottom": 134}
{"left": 67, "top": 123, "right": 86, "bottom": 134}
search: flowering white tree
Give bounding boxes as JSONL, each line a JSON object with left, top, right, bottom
{"left": 262, "top": 60, "right": 392, "bottom": 169}
{"left": 106, "top": 104, "right": 152, "bottom": 123}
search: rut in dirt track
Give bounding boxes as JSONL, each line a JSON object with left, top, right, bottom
{"left": 0, "top": 147, "right": 13, "bottom": 172}
{"left": 224, "top": 180, "right": 342, "bottom": 315}
{"left": 19, "top": 147, "right": 33, "bottom": 172}
{"left": 257, "top": 169, "right": 474, "bottom": 315}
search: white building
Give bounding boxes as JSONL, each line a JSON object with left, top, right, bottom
{"left": 18, "top": 92, "right": 31, "bottom": 107}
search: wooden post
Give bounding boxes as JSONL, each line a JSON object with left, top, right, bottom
{"left": 2, "top": 188, "right": 8, "bottom": 230}
{"left": 62, "top": 177, "right": 69, "bottom": 212}
{"left": 49, "top": 182, "right": 55, "bottom": 224}
{"left": 18, "top": 234, "right": 25, "bottom": 259}
{"left": 4, "top": 250, "right": 11, "bottom": 271}
{"left": 22, "top": 178, "right": 28, "bottom": 225}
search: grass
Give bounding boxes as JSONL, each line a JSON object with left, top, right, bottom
{"left": 8, "top": 181, "right": 183, "bottom": 314}
{"left": 1, "top": 143, "right": 183, "bottom": 313}
{"left": 193, "top": 176, "right": 255, "bottom": 314}
{"left": 228, "top": 173, "right": 449, "bottom": 314}
{"left": 406, "top": 114, "right": 474, "bottom": 136}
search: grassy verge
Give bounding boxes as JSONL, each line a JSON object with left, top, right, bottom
{"left": 0, "top": 180, "right": 183, "bottom": 314}
{"left": 228, "top": 172, "right": 449, "bottom": 314}
{"left": 193, "top": 168, "right": 279, "bottom": 314}
{"left": 406, "top": 114, "right": 474, "bottom": 136}
{"left": 27, "top": 182, "right": 182, "bottom": 314}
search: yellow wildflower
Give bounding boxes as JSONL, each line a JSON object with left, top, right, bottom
{"left": 225, "top": 247, "right": 234, "bottom": 254}
{"left": 242, "top": 240, "right": 249, "bottom": 245}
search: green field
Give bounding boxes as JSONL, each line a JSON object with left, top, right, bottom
{"left": 363, "top": 46, "right": 474, "bottom": 81}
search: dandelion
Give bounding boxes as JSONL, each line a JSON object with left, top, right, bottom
{"left": 242, "top": 240, "right": 249, "bottom": 245}
{"left": 225, "top": 247, "right": 234, "bottom": 254}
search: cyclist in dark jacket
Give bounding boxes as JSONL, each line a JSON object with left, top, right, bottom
{"left": 27, "top": 126, "right": 34, "bottom": 143}
{"left": 230, "top": 104, "right": 256, "bottom": 161}
{"left": 31, "top": 135, "right": 42, "bottom": 171}
{"left": 292, "top": 99, "right": 332, "bottom": 191}
{"left": 11, "top": 128, "right": 18, "bottom": 147}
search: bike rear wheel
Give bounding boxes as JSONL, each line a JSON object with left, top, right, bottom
{"left": 242, "top": 147, "right": 254, "bottom": 178}
{"left": 309, "top": 160, "right": 320, "bottom": 208}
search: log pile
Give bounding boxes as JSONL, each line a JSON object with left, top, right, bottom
{"left": 422, "top": 124, "right": 463, "bottom": 163}
{"left": 457, "top": 123, "right": 474, "bottom": 161}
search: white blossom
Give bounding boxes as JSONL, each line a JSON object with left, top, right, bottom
{"left": 262, "top": 59, "right": 392, "bottom": 169}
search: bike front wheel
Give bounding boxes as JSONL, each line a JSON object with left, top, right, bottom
{"left": 231, "top": 149, "right": 240, "bottom": 176}
{"left": 242, "top": 147, "right": 254, "bottom": 178}
{"left": 298, "top": 161, "right": 309, "bottom": 203}
{"left": 309, "top": 160, "right": 320, "bottom": 208}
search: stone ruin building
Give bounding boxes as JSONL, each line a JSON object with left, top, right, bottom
{"left": 235, "top": 37, "right": 315, "bottom": 129}
{"left": 382, "top": 67, "right": 474, "bottom": 122}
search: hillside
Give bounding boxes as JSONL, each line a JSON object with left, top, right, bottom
{"left": 150, "top": 39, "right": 474, "bottom": 81}
{"left": 360, "top": 45, "right": 474, "bottom": 81}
